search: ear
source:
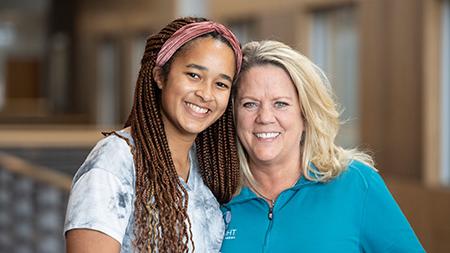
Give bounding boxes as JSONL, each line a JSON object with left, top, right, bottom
{"left": 153, "top": 66, "right": 164, "bottom": 89}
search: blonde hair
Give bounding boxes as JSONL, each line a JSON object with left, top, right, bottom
{"left": 234, "top": 40, "right": 374, "bottom": 187}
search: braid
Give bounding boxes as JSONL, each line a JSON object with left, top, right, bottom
{"left": 196, "top": 98, "right": 240, "bottom": 203}
{"left": 125, "top": 17, "right": 240, "bottom": 252}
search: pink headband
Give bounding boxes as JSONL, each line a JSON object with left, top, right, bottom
{"left": 156, "top": 21, "right": 242, "bottom": 75}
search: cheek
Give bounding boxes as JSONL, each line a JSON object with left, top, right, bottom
{"left": 235, "top": 109, "right": 244, "bottom": 127}
{"left": 294, "top": 117, "right": 305, "bottom": 137}
{"left": 236, "top": 124, "right": 251, "bottom": 149}
{"left": 160, "top": 90, "right": 170, "bottom": 107}
{"left": 216, "top": 92, "right": 231, "bottom": 110}
{"left": 236, "top": 111, "right": 253, "bottom": 133}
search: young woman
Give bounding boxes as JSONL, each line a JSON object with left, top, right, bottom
{"left": 64, "top": 17, "right": 242, "bottom": 253}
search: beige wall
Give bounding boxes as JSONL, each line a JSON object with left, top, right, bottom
{"left": 387, "top": 179, "right": 450, "bottom": 252}
{"left": 359, "top": 0, "right": 423, "bottom": 180}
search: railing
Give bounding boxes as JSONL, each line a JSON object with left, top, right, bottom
{"left": 0, "top": 152, "right": 72, "bottom": 253}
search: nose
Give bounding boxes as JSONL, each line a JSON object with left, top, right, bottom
{"left": 195, "top": 82, "right": 214, "bottom": 102}
{"left": 256, "top": 105, "right": 275, "bottom": 124}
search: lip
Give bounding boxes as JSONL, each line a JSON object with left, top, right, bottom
{"left": 253, "top": 131, "right": 281, "bottom": 140}
{"left": 184, "top": 101, "right": 211, "bottom": 117}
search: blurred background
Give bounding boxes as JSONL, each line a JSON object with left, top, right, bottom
{"left": 0, "top": 0, "right": 449, "bottom": 252}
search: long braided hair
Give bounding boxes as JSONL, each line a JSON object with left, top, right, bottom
{"left": 124, "top": 17, "right": 240, "bottom": 252}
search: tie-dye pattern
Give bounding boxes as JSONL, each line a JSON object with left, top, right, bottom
{"left": 64, "top": 130, "right": 224, "bottom": 252}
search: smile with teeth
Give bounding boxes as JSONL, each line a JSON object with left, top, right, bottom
{"left": 186, "top": 102, "right": 209, "bottom": 114}
{"left": 254, "top": 132, "right": 280, "bottom": 139}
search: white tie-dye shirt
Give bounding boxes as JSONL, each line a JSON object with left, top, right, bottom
{"left": 64, "top": 130, "right": 225, "bottom": 252}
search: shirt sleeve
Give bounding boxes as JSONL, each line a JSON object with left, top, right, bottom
{"left": 360, "top": 170, "right": 425, "bottom": 253}
{"left": 64, "top": 168, "right": 134, "bottom": 245}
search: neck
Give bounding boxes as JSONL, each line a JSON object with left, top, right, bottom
{"left": 163, "top": 122, "right": 196, "bottom": 182}
{"left": 249, "top": 158, "right": 302, "bottom": 202}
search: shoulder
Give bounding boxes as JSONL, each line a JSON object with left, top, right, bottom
{"left": 73, "top": 131, "right": 135, "bottom": 186}
{"left": 330, "top": 160, "right": 381, "bottom": 192}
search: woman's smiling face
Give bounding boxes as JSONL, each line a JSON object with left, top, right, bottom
{"left": 155, "top": 36, "right": 236, "bottom": 138}
{"left": 235, "top": 64, "right": 304, "bottom": 166}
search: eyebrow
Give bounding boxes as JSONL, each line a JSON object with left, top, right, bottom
{"left": 273, "top": 96, "right": 293, "bottom": 100}
{"left": 186, "top": 64, "right": 233, "bottom": 83}
{"left": 238, "top": 96, "right": 294, "bottom": 102}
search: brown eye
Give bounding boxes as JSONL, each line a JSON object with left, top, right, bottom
{"left": 216, "top": 82, "right": 230, "bottom": 89}
{"left": 186, "top": 72, "right": 200, "bottom": 79}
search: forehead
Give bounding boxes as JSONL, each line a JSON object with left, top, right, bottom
{"left": 181, "top": 34, "right": 228, "bottom": 50}
{"left": 176, "top": 36, "right": 233, "bottom": 60}
{"left": 171, "top": 36, "right": 236, "bottom": 73}
{"left": 238, "top": 64, "right": 297, "bottom": 97}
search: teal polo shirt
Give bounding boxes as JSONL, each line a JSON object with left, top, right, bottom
{"left": 220, "top": 160, "right": 425, "bottom": 253}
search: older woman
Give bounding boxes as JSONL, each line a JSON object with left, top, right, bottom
{"left": 221, "top": 40, "right": 424, "bottom": 252}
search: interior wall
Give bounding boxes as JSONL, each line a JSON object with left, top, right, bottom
{"left": 388, "top": 180, "right": 450, "bottom": 252}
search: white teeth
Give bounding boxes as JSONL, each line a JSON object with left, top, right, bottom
{"left": 187, "top": 102, "right": 208, "bottom": 114}
{"left": 255, "top": 132, "right": 280, "bottom": 139}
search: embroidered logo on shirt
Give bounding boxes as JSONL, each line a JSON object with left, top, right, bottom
{"left": 224, "top": 228, "right": 237, "bottom": 240}
{"left": 224, "top": 211, "right": 236, "bottom": 239}
{"left": 225, "top": 211, "right": 232, "bottom": 224}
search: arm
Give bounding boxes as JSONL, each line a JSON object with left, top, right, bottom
{"left": 66, "top": 229, "right": 120, "bottom": 253}
{"left": 64, "top": 168, "right": 134, "bottom": 252}
{"left": 360, "top": 169, "right": 425, "bottom": 252}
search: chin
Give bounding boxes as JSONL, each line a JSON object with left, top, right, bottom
{"left": 183, "top": 124, "right": 209, "bottom": 134}
{"left": 252, "top": 153, "right": 278, "bottom": 163}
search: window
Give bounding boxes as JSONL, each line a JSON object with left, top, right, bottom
{"left": 47, "top": 33, "right": 70, "bottom": 112}
{"left": 97, "top": 40, "right": 120, "bottom": 126}
{"left": 441, "top": 0, "right": 450, "bottom": 184}
{"left": 310, "top": 6, "right": 359, "bottom": 148}
{"left": 0, "top": 1, "right": 49, "bottom": 116}
{"left": 126, "top": 34, "right": 146, "bottom": 116}
{"left": 176, "top": 0, "right": 207, "bottom": 17}
{"left": 0, "top": 22, "right": 15, "bottom": 109}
